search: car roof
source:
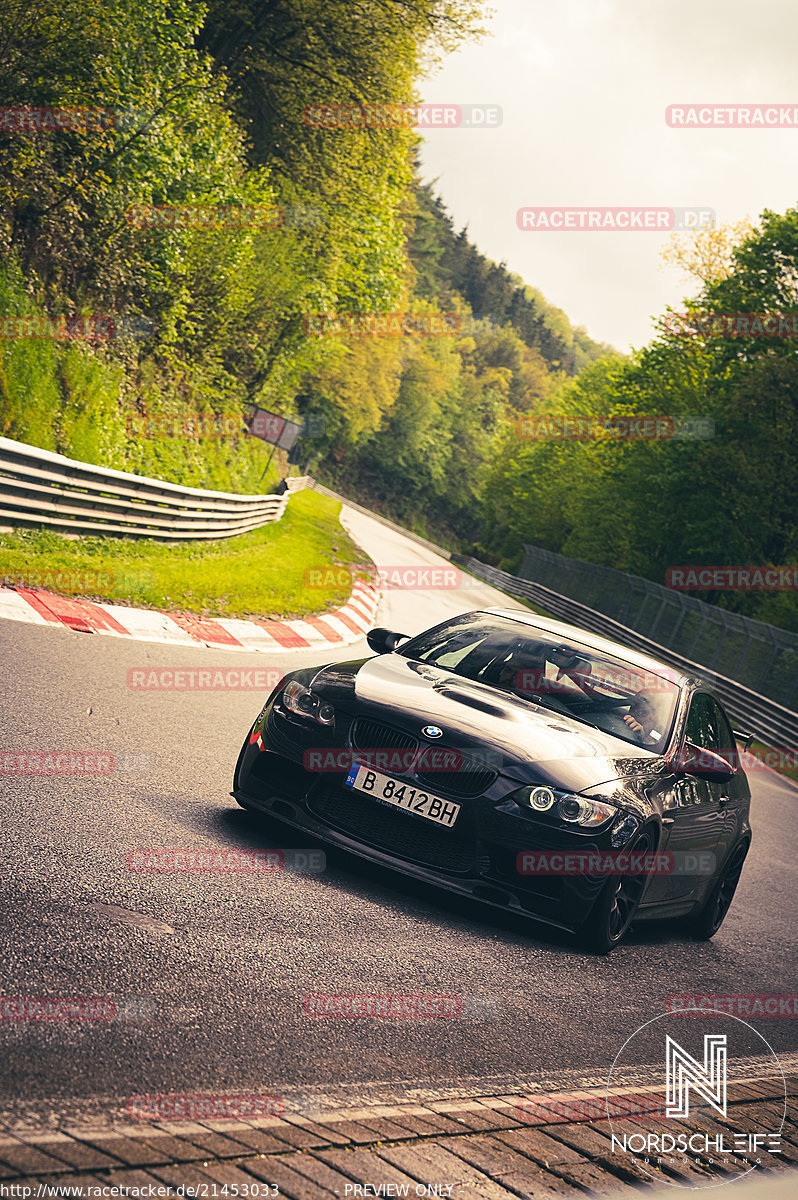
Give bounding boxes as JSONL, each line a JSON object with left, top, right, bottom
{"left": 481, "top": 608, "right": 690, "bottom": 686}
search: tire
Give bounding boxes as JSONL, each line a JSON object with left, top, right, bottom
{"left": 577, "top": 828, "right": 657, "bottom": 954}
{"left": 686, "top": 839, "right": 749, "bottom": 940}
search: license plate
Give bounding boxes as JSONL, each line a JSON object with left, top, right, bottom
{"left": 344, "top": 763, "right": 461, "bottom": 828}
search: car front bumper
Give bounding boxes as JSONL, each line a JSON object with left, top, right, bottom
{"left": 233, "top": 710, "right": 633, "bottom": 934}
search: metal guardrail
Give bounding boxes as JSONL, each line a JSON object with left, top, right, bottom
{"left": 281, "top": 475, "right": 314, "bottom": 494}
{"left": 453, "top": 554, "right": 798, "bottom": 751}
{"left": 520, "top": 543, "right": 798, "bottom": 713}
{"left": 0, "top": 437, "right": 292, "bottom": 540}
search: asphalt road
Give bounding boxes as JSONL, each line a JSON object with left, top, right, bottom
{"left": 0, "top": 506, "right": 796, "bottom": 1125}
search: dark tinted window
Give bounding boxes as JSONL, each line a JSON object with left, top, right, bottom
{"left": 685, "top": 693, "right": 734, "bottom": 758}
{"left": 712, "top": 699, "right": 736, "bottom": 763}
{"left": 399, "top": 613, "right": 681, "bottom": 752}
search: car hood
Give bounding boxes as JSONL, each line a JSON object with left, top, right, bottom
{"left": 312, "top": 653, "right": 661, "bottom": 793}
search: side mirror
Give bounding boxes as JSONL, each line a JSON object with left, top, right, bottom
{"left": 366, "top": 627, "right": 409, "bottom": 655}
{"left": 670, "top": 743, "right": 735, "bottom": 783}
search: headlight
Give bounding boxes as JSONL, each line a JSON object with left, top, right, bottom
{"left": 515, "top": 785, "right": 617, "bottom": 828}
{"left": 283, "top": 681, "right": 335, "bottom": 727}
{"left": 519, "top": 786, "right": 556, "bottom": 812}
{"left": 558, "top": 795, "right": 617, "bottom": 828}
{"left": 284, "top": 681, "right": 314, "bottom": 714}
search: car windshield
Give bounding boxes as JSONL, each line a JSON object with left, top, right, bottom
{"left": 399, "top": 612, "right": 681, "bottom": 753}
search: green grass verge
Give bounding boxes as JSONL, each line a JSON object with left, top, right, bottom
{"left": 0, "top": 490, "right": 370, "bottom": 621}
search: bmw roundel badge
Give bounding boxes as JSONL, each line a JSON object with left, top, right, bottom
{"left": 422, "top": 725, "right": 443, "bottom": 739}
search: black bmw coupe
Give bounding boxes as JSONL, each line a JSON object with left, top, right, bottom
{"left": 233, "top": 609, "right": 752, "bottom": 952}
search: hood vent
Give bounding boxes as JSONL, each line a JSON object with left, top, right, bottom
{"left": 433, "top": 682, "right": 509, "bottom": 718}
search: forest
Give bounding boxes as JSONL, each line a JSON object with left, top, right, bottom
{"left": 1, "top": 0, "right": 797, "bottom": 631}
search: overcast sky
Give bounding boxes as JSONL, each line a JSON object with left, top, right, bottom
{"left": 416, "top": 0, "right": 798, "bottom": 352}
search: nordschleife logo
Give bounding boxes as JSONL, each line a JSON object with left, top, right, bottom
{"left": 606, "top": 1012, "right": 786, "bottom": 1190}
{"left": 666, "top": 1033, "right": 727, "bottom": 1118}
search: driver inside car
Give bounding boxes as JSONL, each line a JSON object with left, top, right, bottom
{"left": 495, "top": 646, "right": 551, "bottom": 696}
{"left": 623, "top": 689, "right": 666, "bottom": 745}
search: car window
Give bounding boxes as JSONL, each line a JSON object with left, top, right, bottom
{"left": 710, "top": 700, "right": 734, "bottom": 763}
{"left": 714, "top": 704, "right": 736, "bottom": 762}
{"left": 685, "top": 693, "right": 729, "bottom": 752}
{"left": 401, "top": 613, "right": 681, "bottom": 751}
{"left": 429, "top": 636, "right": 489, "bottom": 670}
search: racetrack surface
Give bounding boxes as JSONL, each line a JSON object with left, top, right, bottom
{"left": 0, "top": 505, "right": 795, "bottom": 1126}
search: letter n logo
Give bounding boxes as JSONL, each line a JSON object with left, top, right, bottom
{"left": 666, "top": 1034, "right": 727, "bottom": 1117}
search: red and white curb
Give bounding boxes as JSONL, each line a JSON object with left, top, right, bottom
{"left": 0, "top": 580, "right": 380, "bottom": 652}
